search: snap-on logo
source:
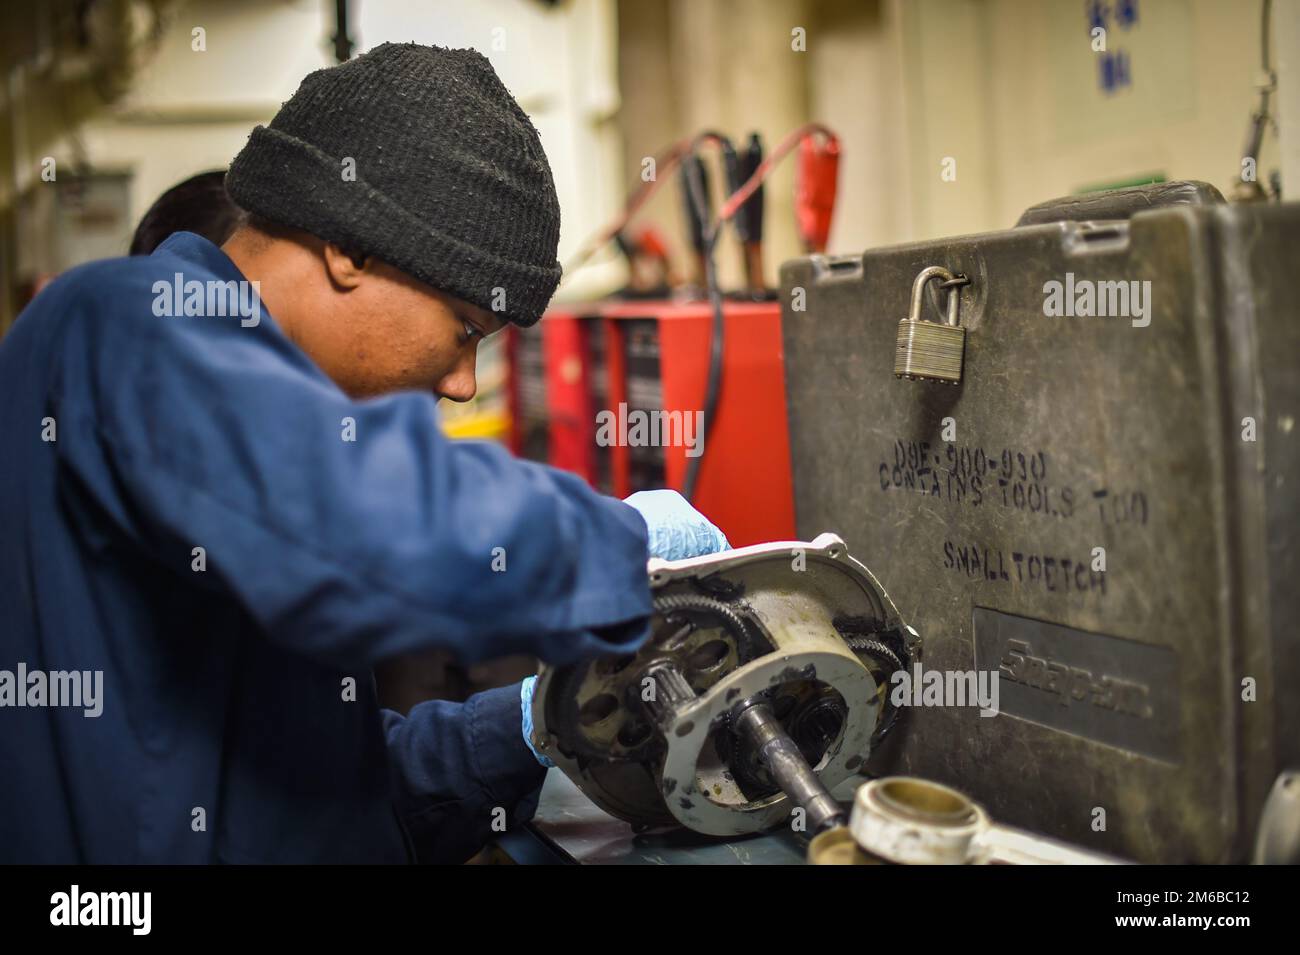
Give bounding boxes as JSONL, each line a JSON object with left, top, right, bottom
{"left": 997, "top": 638, "right": 1153, "bottom": 718}
{"left": 974, "top": 609, "right": 1177, "bottom": 760}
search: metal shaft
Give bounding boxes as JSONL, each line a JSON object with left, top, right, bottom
{"left": 733, "top": 702, "right": 846, "bottom": 833}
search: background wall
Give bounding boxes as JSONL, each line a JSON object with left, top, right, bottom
{"left": 2, "top": 0, "right": 1295, "bottom": 327}
{"left": 613, "top": 0, "right": 1294, "bottom": 292}
{"left": 1, "top": 0, "right": 623, "bottom": 330}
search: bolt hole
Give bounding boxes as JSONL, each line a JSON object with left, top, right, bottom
{"left": 618, "top": 721, "right": 652, "bottom": 748}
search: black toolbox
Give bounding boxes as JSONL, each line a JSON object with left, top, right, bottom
{"left": 780, "top": 182, "right": 1299, "bottom": 863}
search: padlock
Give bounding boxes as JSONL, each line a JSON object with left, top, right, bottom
{"left": 894, "top": 266, "right": 967, "bottom": 384}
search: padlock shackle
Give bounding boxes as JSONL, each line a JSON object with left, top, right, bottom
{"left": 908, "top": 266, "right": 960, "bottom": 326}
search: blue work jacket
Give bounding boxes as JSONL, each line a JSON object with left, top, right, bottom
{"left": 0, "top": 233, "right": 651, "bottom": 863}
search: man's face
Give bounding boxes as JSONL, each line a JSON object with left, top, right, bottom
{"left": 302, "top": 255, "right": 506, "bottom": 401}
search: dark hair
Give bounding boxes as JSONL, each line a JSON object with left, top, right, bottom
{"left": 129, "top": 170, "right": 243, "bottom": 255}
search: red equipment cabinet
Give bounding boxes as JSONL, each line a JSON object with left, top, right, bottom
{"left": 510, "top": 300, "right": 794, "bottom": 548}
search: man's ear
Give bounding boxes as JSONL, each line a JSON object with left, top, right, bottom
{"left": 322, "top": 242, "right": 370, "bottom": 290}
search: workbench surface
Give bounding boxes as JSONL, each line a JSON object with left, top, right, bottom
{"left": 499, "top": 771, "right": 859, "bottom": 865}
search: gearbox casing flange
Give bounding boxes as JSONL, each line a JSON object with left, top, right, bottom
{"left": 531, "top": 533, "right": 917, "bottom": 836}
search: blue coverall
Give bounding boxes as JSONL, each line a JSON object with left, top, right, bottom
{"left": 0, "top": 232, "right": 653, "bottom": 863}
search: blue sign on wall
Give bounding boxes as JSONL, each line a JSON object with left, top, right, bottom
{"left": 1087, "top": 0, "right": 1140, "bottom": 94}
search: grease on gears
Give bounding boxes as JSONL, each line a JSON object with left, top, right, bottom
{"left": 530, "top": 533, "right": 917, "bottom": 837}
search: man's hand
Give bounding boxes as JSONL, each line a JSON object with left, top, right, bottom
{"left": 623, "top": 489, "right": 730, "bottom": 561}
{"left": 521, "top": 492, "right": 728, "bottom": 765}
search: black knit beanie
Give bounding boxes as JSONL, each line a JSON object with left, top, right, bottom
{"left": 225, "top": 43, "right": 561, "bottom": 327}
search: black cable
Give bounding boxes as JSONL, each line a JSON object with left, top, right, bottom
{"left": 1255, "top": 0, "right": 1274, "bottom": 125}
{"left": 1240, "top": 0, "right": 1275, "bottom": 192}
{"left": 684, "top": 240, "right": 725, "bottom": 503}
{"left": 681, "top": 138, "right": 729, "bottom": 503}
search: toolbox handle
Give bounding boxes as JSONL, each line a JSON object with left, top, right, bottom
{"left": 1015, "top": 179, "right": 1224, "bottom": 227}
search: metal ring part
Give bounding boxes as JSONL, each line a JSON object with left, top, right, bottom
{"left": 850, "top": 776, "right": 991, "bottom": 865}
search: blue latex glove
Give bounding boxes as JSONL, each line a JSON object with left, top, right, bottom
{"left": 623, "top": 489, "right": 730, "bottom": 561}
{"left": 520, "top": 675, "right": 554, "bottom": 767}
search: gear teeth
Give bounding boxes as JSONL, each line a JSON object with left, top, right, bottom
{"left": 845, "top": 636, "right": 904, "bottom": 674}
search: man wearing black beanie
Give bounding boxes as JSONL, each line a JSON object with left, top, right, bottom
{"left": 0, "top": 43, "right": 727, "bottom": 863}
